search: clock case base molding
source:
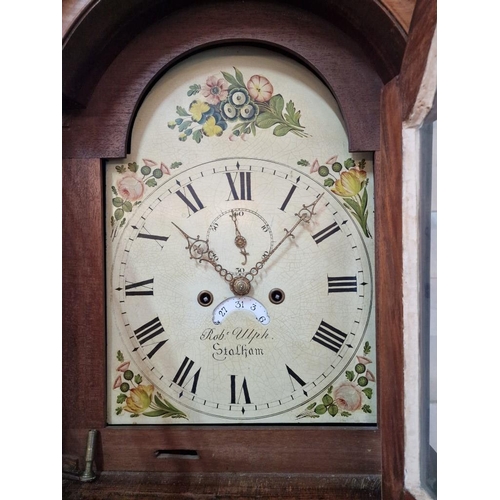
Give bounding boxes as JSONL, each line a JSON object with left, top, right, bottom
{"left": 62, "top": 472, "right": 382, "bottom": 499}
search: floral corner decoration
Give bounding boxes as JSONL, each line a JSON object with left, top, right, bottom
{"left": 113, "top": 351, "right": 188, "bottom": 420}
{"left": 109, "top": 159, "right": 182, "bottom": 238}
{"left": 169, "top": 67, "right": 308, "bottom": 142}
{"left": 299, "top": 156, "right": 372, "bottom": 238}
{"left": 297, "top": 342, "right": 375, "bottom": 420}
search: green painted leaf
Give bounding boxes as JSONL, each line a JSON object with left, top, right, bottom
{"left": 324, "top": 178, "right": 334, "bottom": 187}
{"left": 134, "top": 374, "right": 142, "bottom": 384}
{"left": 344, "top": 158, "right": 355, "bottom": 169}
{"left": 348, "top": 209, "right": 364, "bottom": 228}
{"left": 143, "top": 409, "right": 169, "bottom": 417}
{"left": 146, "top": 178, "right": 157, "bottom": 188}
{"left": 269, "top": 94, "right": 285, "bottom": 116}
{"left": 171, "top": 162, "right": 182, "bottom": 169}
{"left": 193, "top": 129, "right": 203, "bottom": 143}
{"left": 128, "top": 162, "right": 139, "bottom": 172}
{"left": 362, "top": 404, "right": 372, "bottom": 413}
{"left": 255, "top": 112, "right": 281, "bottom": 129}
{"left": 123, "top": 201, "right": 133, "bottom": 212}
{"left": 154, "top": 395, "right": 169, "bottom": 410}
{"left": 233, "top": 67, "right": 246, "bottom": 87}
{"left": 178, "top": 120, "right": 192, "bottom": 132}
{"left": 285, "top": 100, "right": 301, "bottom": 126}
{"left": 170, "top": 412, "right": 188, "bottom": 419}
{"left": 328, "top": 404, "right": 338, "bottom": 416}
{"left": 341, "top": 411, "right": 351, "bottom": 417}
{"left": 346, "top": 370, "right": 355, "bottom": 381}
{"left": 307, "top": 402, "right": 316, "bottom": 410}
{"left": 117, "top": 351, "right": 124, "bottom": 362}
{"left": 114, "top": 208, "right": 124, "bottom": 221}
{"left": 232, "top": 122, "right": 248, "bottom": 132}
{"left": 364, "top": 342, "right": 371, "bottom": 355}
{"left": 361, "top": 188, "right": 368, "bottom": 213}
{"left": 273, "top": 124, "right": 292, "bottom": 137}
{"left": 116, "top": 394, "right": 126, "bottom": 404}
{"left": 343, "top": 198, "right": 364, "bottom": 220}
{"left": 297, "top": 159, "right": 309, "bottom": 167}
{"left": 112, "top": 197, "right": 123, "bottom": 207}
{"left": 362, "top": 388, "right": 373, "bottom": 399}
{"left": 322, "top": 394, "right": 333, "bottom": 406}
{"left": 314, "top": 404, "right": 327, "bottom": 415}
{"left": 221, "top": 71, "right": 242, "bottom": 89}
{"left": 285, "top": 100, "right": 295, "bottom": 118}
{"left": 176, "top": 106, "right": 189, "bottom": 116}
{"left": 187, "top": 84, "right": 201, "bottom": 96}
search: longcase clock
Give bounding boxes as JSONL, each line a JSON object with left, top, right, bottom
{"left": 62, "top": 0, "right": 418, "bottom": 496}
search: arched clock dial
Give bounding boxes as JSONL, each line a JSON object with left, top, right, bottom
{"left": 108, "top": 158, "right": 373, "bottom": 423}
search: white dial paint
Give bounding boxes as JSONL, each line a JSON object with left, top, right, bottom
{"left": 107, "top": 158, "right": 374, "bottom": 423}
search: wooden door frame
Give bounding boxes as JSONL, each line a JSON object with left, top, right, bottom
{"left": 62, "top": 0, "right": 436, "bottom": 497}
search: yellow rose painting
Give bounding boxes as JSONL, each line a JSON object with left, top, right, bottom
{"left": 114, "top": 351, "right": 188, "bottom": 420}
{"left": 298, "top": 157, "right": 372, "bottom": 238}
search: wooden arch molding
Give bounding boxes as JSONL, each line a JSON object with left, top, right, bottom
{"left": 62, "top": 0, "right": 407, "bottom": 159}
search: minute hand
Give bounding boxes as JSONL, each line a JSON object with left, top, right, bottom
{"left": 244, "top": 193, "right": 324, "bottom": 281}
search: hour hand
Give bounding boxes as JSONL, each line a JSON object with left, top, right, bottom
{"left": 171, "top": 222, "right": 212, "bottom": 263}
{"left": 171, "top": 222, "right": 237, "bottom": 289}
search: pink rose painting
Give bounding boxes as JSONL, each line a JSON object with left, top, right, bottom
{"left": 110, "top": 160, "right": 182, "bottom": 236}
{"left": 297, "top": 342, "right": 375, "bottom": 420}
{"left": 117, "top": 174, "right": 144, "bottom": 202}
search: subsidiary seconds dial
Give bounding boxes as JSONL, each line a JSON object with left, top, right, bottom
{"left": 109, "top": 158, "right": 373, "bottom": 423}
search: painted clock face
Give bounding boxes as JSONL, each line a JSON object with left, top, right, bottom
{"left": 106, "top": 46, "right": 377, "bottom": 424}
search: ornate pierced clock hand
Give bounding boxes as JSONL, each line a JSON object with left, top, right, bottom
{"left": 239, "top": 194, "right": 324, "bottom": 289}
{"left": 171, "top": 222, "right": 236, "bottom": 288}
{"left": 230, "top": 210, "right": 249, "bottom": 265}
{"left": 171, "top": 194, "right": 323, "bottom": 297}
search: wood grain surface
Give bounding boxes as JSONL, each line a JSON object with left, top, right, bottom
{"left": 376, "top": 78, "right": 405, "bottom": 499}
{"left": 63, "top": 472, "right": 382, "bottom": 499}
{"left": 62, "top": 0, "right": 435, "bottom": 497}
{"left": 62, "top": 0, "right": 407, "bottom": 110}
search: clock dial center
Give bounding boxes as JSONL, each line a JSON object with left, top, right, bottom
{"left": 230, "top": 276, "right": 252, "bottom": 296}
